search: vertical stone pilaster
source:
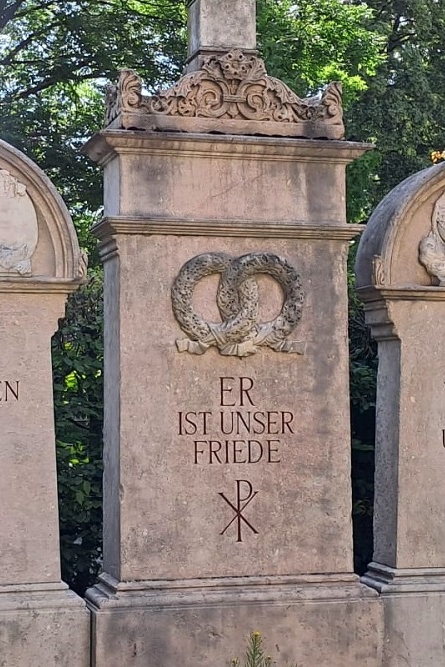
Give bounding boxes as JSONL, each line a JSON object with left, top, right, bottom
{"left": 356, "top": 162, "right": 445, "bottom": 666}
{"left": 187, "top": 0, "right": 257, "bottom": 70}
{"left": 85, "top": 3, "right": 382, "bottom": 664}
{"left": 84, "top": 129, "right": 383, "bottom": 666}
{"left": 0, "top": 139, "right": 90, "bottom": 667}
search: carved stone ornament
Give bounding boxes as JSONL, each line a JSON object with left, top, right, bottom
{"left": 105, "top": 50, "right": 344, "bottom": 139}
{"left": 372, "top": 255, "right": 386, "bottom": 287}
{"left": 171, "top": 252, "right": 305, "bottom": 358}
{"left": 77, "top": 249, "right": 88, "bottom": 280}
{"left": 419, "top": 191, "right": 445, "bottom": 285}
{"left": 0, "top": 169, "right": 38, "bottom": 276}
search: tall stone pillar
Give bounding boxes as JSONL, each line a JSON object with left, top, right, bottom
{"left": 187, "top": 0, "right": 257, "bottom": 70}
{"left": 85, "top": 4, "right": 382, "bottom": 665}
{"left": 356, "top": 163, "right": 445, "bottom": 665}
{"left": 0, "top": 140, "right": 90, "bottom": 665}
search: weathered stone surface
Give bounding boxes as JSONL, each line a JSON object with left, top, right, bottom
{"left": 0, "top": 584, "right": 90, "bottom": 667}
{"left": 89, "top": 575, "right": 381, "bottom": 667}
{"left": 97, "top": 234, "right": 353, "bottom": 581}
{"left": 0, "top": 139, "right": 89, "bottom": 664}
{"left": 85, "top": 126, "right": 381, "bottom": 665}
{"left": 86, "top": 133, "right": 364, "bottom": 221}
{"left": 187, "top": 0, "right": 257, "bottom": 70}
{"left": 356, "top": 161, "right": 445, "bottom": 664}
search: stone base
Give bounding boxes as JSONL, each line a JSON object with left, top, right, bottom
{"left": 363, "top": 563, "right": 445, "bottom": 666}
{"left": 87, "top": 573, "right": 383, "bottom": 666}
{"left": 0, "top": 582, "right": 90, "bottom": 667}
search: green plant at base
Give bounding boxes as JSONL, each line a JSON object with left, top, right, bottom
{"left": 230, "top": 632, "right": 297, "bottom": 667}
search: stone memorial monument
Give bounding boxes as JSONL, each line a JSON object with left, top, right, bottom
{"left": 356, "top": 162, "right": 445, "bottom": 666}
{"left": 0, "top": 139, "right": 90, "bottom": 666}
{"left": 85, "top": 1, "right": 382, "bottom": 664}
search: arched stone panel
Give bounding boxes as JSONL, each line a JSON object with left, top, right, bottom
{"left": 356, "top": 162, "right": 445, "bottom": 291}
{"left": 0, "top": 139, "right": 86, "bottom": 286}
{"left": 355, "top": 163, "right": 445, "bottom": 666}
{"left": 0, "top": 139, "right": 90, "bottom": 666}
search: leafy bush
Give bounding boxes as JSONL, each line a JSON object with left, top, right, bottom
{"left": 348, "top": 243, "right": 377, "bottom": 574}
{"left": 52, "top": 271, "right": 104, "bottom": 595}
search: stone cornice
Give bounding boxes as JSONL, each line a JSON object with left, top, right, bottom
{"left": 84, "top": 130, "right": 371, "bottom": 167}
{"left": 357, "top": 285, "right": 445, "bottom": 302}
{"left": 92, "top": 216, "right": 364, "bottom": 245}
{"left": 0, "top": 277, "right": 85, "bottom": 293}
{"left": 363, "top": 563, "right": 445, "bottom": 594}
{"left": 86, "top": 571, "right": 377, "bottom": 610}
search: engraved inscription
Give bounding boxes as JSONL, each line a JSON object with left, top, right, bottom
{"left": 171, "top": 252, "right": 305, "bottom": 357}
{"left": 0, "top": 380, "right": 19, "bottom": 401}
{"left": 178, "top": 376, "right": 293, "bottom": 541}
{"left": 178, "top": 377, "right": 292, "bottom": 465}
{"left": 219, "top": 480, "right": 258, "bottom": 543}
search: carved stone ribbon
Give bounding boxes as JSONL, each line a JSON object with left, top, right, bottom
{"left": 171, "top": 252, "right": 305, "bottom": 358}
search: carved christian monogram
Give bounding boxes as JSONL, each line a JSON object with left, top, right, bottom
{"left": 171, "top": 252, "right": 305, "bottom": 358}
{"left": 219, "top": 480, "right": 258, "bottom": 543}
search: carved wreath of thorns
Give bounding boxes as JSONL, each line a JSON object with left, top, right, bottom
{"left": 171, "top": 252, "right": 305, "bottom": 358}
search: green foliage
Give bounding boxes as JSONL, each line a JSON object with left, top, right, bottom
{"left": 0, "top": 0, "right": 188, "bottom": 262}
{"left": 257, "top": 0, "right": 384, "bottom": 105}
{"left": 52, "top": 271, "right": 104, "bottom": 595}
{"left": 348, "top": 243, "right": 377, "bottom": 573}
{"left": 230, "top": 632, "right": 297, "bottom": 667}
{"left": 346, "top": 0, "right": 445, "bottom": 215}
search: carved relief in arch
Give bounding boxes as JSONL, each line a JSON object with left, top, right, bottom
{"left": 0, "top": 139, "right": 86, "bottom": 285}
{"left": 356, "top": 165, "right": 445, "bottom": 291}
{"left": 419, "top": 190, "right": 445, "bottom": 286}
{"left": 0, "top": 169, "right": 38, "bottom": 276}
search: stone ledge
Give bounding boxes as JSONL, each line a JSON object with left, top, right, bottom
{"left": 84, "top": 129, "right": 371, "bottom": 167}
{"left": 0, "top": 582, "right": 88, "bottom": 612}
{"left": 362, "top": 562, "right": 445, "bottom": 594}
{"left": 92, "top": 216, "right": 365, "bottom": 244}
{"left": 86, "top": 571, "right": 379, "bottom": 611}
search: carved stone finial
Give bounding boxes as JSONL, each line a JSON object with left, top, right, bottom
{"left": 105, "top": 68, "right": 142, "bottom": 127}
{"left": 419, "top": 191, "right": 445, "bottom": 286}
{"left": 104, "top": 50, "right": 344, "bottom": 140}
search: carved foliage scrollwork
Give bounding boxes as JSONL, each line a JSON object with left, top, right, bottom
{"left": 372, "top": 255, "right": 386, "bottom": 287}
{"left": 104, "top": 50, "right": 344, "bottom": 137}
{"left": 77, "top": 249, "right": 89, "bottom": 280}
{"left": 105, "top": 68, "right": 143, "bottom": 126}
{"left": 171, "top": 251, "right": 305, "bottom": 358}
